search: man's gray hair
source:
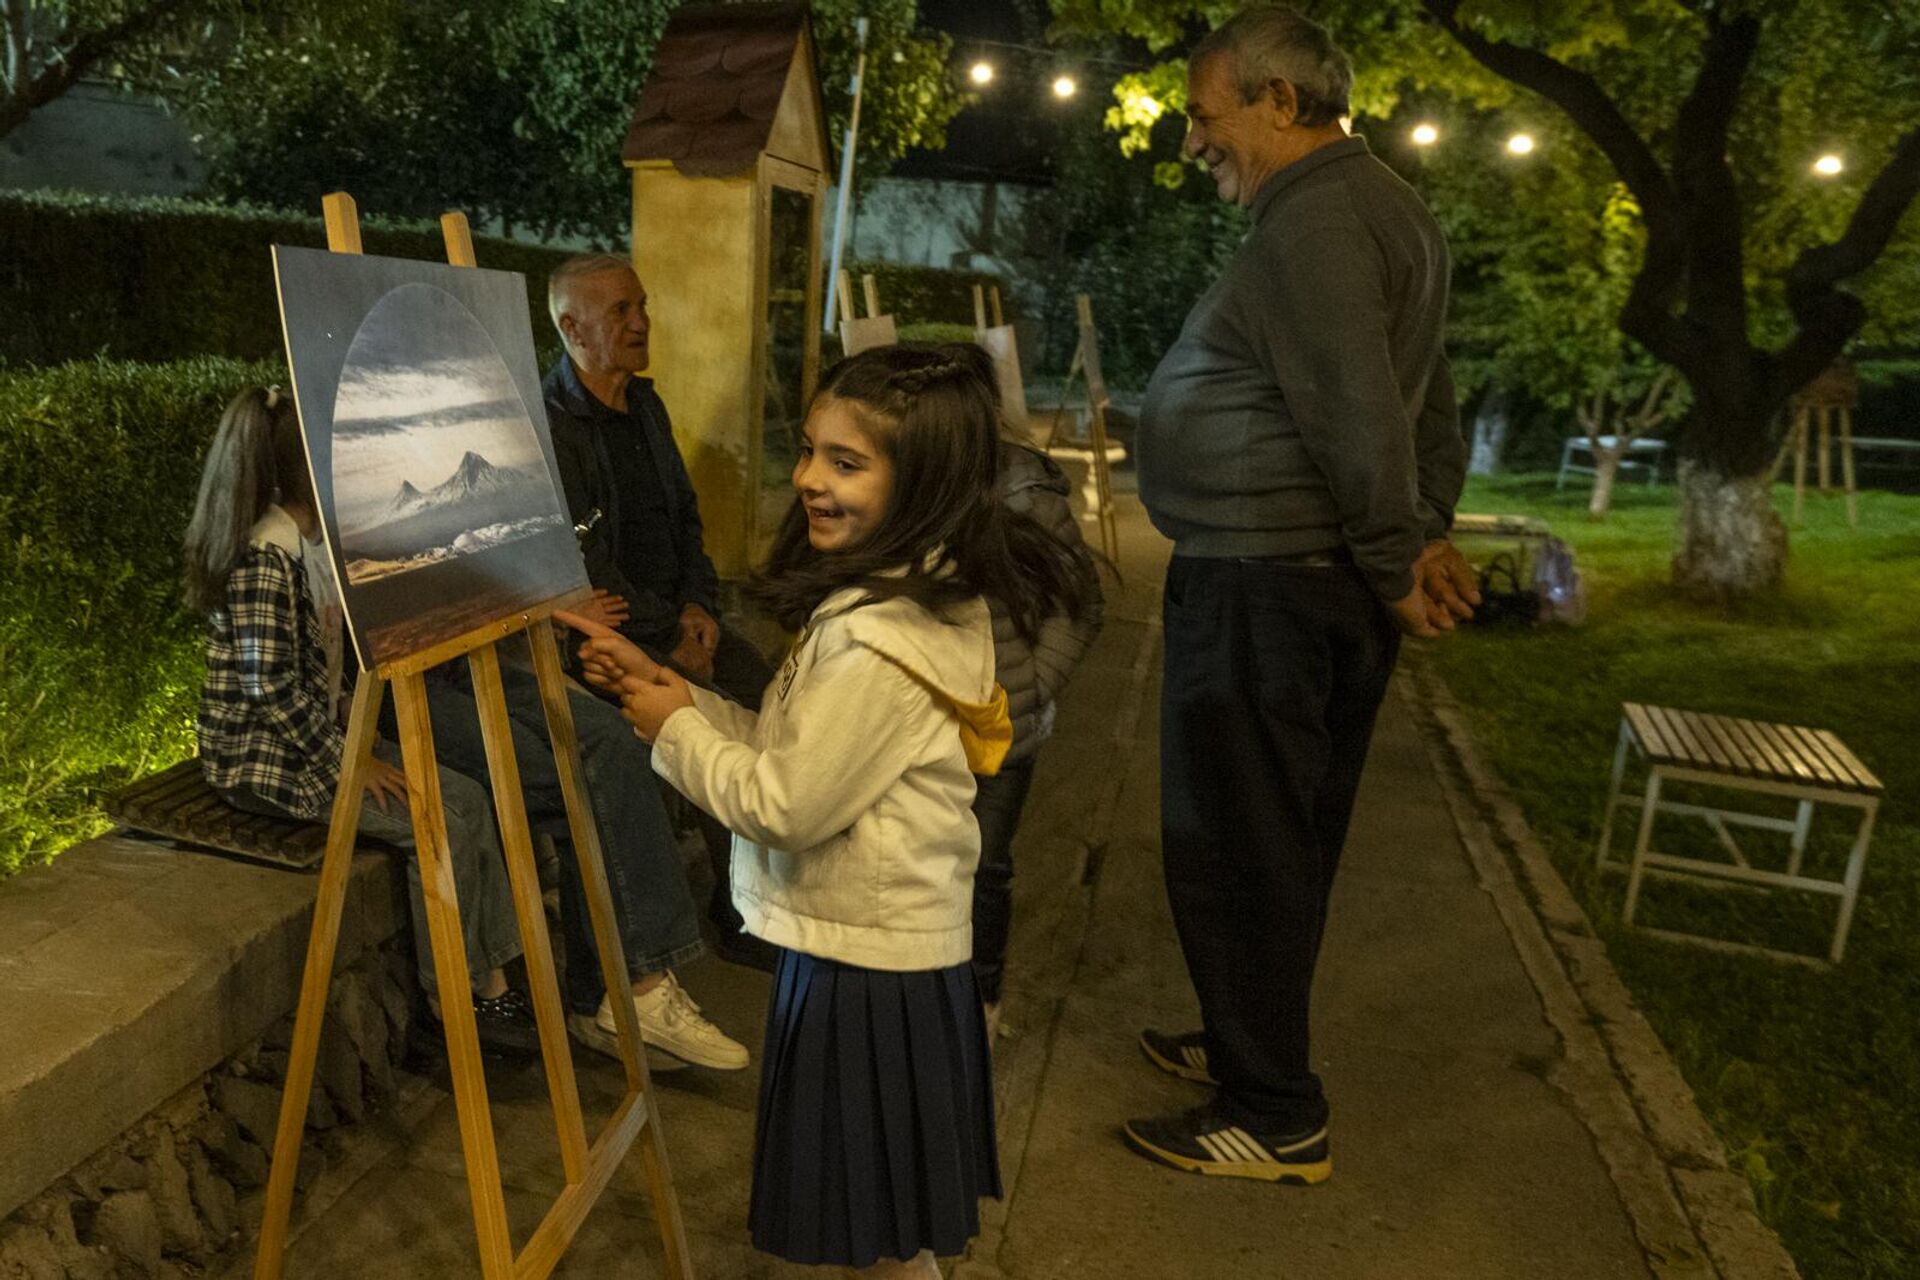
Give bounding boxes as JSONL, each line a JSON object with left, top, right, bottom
{"left": 547, "top": 252, "right": 635, "bottom": 333}
{"left": 1192, "top": 7, "right": 1352, "bottom": 128}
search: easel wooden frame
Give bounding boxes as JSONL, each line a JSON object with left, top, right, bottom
{"left": 835, "top": 267, "right": 898, "bottom": 355}
{"left": 1044, "top": 293, "right": 1120, "bottom": 561}
{"left": 252, "top": 193, "right": 694, "bottom": 1280}
{"left": 1769, "top": 358, "right": 1861, "bottom": 528}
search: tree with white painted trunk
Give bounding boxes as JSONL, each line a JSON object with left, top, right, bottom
{"left": 1578, "top": 367, "right": 1679, "bottom": 520}
{"left": 1418, "top": 1, "right": 1920, "bottom": 598}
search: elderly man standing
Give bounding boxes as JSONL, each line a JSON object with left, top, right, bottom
{"left": 1124, "top": 8, "right": 1478, "bottom": 1182}
{"left": 543, "top": 253, "right": 778, "bottom": 969}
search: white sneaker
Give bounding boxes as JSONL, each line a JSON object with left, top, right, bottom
{"left": 602, "top": 973, "right": 749, "bottom": 1071}
{"left": 566, "top": 1011, "right": 687, "bottom": 1073}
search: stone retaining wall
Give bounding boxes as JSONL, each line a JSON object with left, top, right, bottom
{"left": 0, "top": 942, "right": 414, "bottom": 1280}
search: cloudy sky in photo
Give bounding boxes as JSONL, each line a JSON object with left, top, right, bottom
{"left": 330, "top": 283, "right": 552, "bottom": 534}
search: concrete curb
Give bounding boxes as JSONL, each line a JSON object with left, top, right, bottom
{"left": 1402, "top": 656, "right": 1800, "bottom": 1280}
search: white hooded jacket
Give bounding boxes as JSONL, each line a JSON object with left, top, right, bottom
{"left": 650, "top": 585, "right": 1011, "bottom": 971}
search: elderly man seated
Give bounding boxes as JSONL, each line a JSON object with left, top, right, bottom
{"left": 541, "top": 252, "right": 779, "bottom": 970}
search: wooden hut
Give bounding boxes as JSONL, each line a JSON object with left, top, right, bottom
{"left": 623, "top": 1, "right": 830, "bottom": 576}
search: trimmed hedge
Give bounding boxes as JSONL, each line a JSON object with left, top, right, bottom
{"left": 0, "top": 356, "right": 277, "bottom": 875}
{"left": 845, "top": 259, "right": 1010, "bottom": 328}
{"left": 0, "top": 190, "right": 574, "bottom": 368}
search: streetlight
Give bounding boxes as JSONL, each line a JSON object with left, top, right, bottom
{"left": 1506, "top": 131, "right": 1536, "bottom": 156}
{"left": 1052, "top": 75, "right": 1077, "bottom": 99}
{"left": 1411, "top": 122, "right": 1439, "bottom": 147}
{"left": 1813, "top": 153, "right": 1844, "bottom": 177}
{"left": 970, "top": 61, "right": 995, "bottom": 86}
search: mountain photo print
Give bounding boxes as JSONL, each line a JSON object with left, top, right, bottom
{"left": 273, "top": 247, "right": 588, "bottom": 669}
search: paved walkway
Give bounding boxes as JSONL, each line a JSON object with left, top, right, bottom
{"left": 241, "top": 497, "right": 1679, "bottom": 1278}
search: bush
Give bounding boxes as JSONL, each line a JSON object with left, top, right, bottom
{"left": 0, "top": 357, "right": 278, "bottom": 875}
{"left": 844, "top": 260, "right": 1010, "bottom": 328}
{"left": 0, "top": 190, "right": 573, "bottom": 368}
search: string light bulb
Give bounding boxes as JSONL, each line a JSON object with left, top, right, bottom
{"left": 969, "top": 61, "right": 995, "bottom": 86}
{"left": 1053, "top": 75, "right": 1078, "bottom": 99}
{"left": 1506, "top": 132, "right": 1536, "bottom": 156}
{"left": 1813, "top": 153, "right": 1843, "bottom": 176}
{"left": 1411, "top": 122, "right": 1439, "bottom": 147}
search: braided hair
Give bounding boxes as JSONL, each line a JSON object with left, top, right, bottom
{"left": 753, "top": 343, "right": 1092, "bottom": 639}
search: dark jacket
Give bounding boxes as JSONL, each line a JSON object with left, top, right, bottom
{"left": 542, "top": 356, "right": 720, "bottom": 649}
{"left": 990, "top": 443, "right": 1105, "bottom": 763}
{"left": 1136, "top": 135, "right": 1466, "bottom": 602}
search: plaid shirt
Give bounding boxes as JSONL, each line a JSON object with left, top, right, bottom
{"left": 197, "top": 511, "right": 345, "bottom": 821}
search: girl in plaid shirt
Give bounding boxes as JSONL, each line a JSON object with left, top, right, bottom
{"left": 184, "top": 387, "right": 538, "bottom": 1053}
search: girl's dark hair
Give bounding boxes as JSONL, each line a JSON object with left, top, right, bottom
{"left": 752, "top": 343, "right": 1092, "bottom": 640}
{"left": 182, "top": 386, "right": 313, "bottom": 612}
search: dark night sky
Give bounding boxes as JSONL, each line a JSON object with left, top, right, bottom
{"left": 899, "top": 0, "right": 1067, "bottom": 183}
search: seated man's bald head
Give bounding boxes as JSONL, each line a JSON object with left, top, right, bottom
{"left": 549, "top": 254, "right": 651, "bottom": 379}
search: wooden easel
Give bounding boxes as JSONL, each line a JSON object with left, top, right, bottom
{"left": 1044, "top": 293, "right": 1119, "bottom": 561}
{"left": 1776, "top": 358, "right": 1861, "bottom": 527}
{"left": 835, "top": 267, "right": 897, "bottom": 355}
{"left": 253, "top": 193, "right": 693, "bottom": 1280}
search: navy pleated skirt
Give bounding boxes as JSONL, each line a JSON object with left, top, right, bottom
{"left": 750, "top": 947, "right": 1003, "bottom": 1268}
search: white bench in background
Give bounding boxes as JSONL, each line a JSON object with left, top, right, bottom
{"left": 1556, "top": 435, "right": 1668, "bottom": 490}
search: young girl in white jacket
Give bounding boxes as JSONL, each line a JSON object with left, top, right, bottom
{"left": 560, "top": 344, "right": 1088, "bottom": 1279}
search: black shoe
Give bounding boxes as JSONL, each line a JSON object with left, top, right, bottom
{"left": 470, "top": 988, "right": 541, "bottom": 1056}
{"left": 712, "top": 928, "right": 779, "bottom": 973}
{"left": 1140, "top": 1028, "right": 1216, "bottom": 1085}
{"left": 1122, "top": 1104, "right": 1331, "bottom": 1184}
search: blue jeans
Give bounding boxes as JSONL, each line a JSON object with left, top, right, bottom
{"left": 225, "top": 740, "right": 521, "bottom": 1000}
{"left": 419, "top": 660, "right": 704, "bottom": 1014}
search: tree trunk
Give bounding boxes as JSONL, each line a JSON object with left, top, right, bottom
{"left": 1672, "top": 461, "right": 1786, "bottom": 599}
{"left": 1468, "top": 387, "right": 1510, "bottom": 476}
{"left": 1588, "top": 451, "right": 1622, "bottom": 518}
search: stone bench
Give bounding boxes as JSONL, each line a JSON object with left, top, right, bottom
{"left": 0, "top": 829, "right": 408, "bottom": 1237}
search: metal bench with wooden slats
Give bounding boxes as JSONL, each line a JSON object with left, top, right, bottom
{"left": 1596, "top": 703, "right": 1882, "bottom": 963}
{"left": 106, "top": 759, "right": 336, "bottom": 870}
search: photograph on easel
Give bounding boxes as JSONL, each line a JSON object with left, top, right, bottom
{"left": 272, "top": 246, "right": 587, "bottom": 668}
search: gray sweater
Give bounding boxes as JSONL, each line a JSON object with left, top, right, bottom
{"left": 1136, "top": 135, "right": 1466, "bottom": 602}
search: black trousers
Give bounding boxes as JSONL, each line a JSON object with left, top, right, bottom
{"left": 970, "top": 756, "right": 1038, "bottom": 1005}
{"left": 1159, "top": 556, "right": 1399, "bottom": 1133}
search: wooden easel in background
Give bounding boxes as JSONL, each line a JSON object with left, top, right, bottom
{"left": 253, "top": 193, "right": 693, "bottom": 1280}
{"left": 1776, "top": 357, "right": 1861, "bottom": 527}
{"left": 970, "top": 283, "right": 1030, "bottom": 439}
{"left": 1044, "top": 293, "right": 1119, "bottom": 561}
{"left": 836, "top": 268, "right": 898, "bottom": 355}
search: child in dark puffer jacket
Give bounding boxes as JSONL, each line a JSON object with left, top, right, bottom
{"left": 975, "top": 441, "right": 1105, "bottom": 1035}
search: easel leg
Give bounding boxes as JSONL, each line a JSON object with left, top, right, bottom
{"left": 253, "top": 678, "right": 385, "bottom": 1280}
{"left": 468, "top": 643, "right": 591, "bottom": 1183}
{"left": 526, "top": 625, "right": 695, "bottom": 1278}
{"left": 1791, "top": 413, "right": 1808, "bottom": 525}
{"left": 1816, "top": 407, "right": 1832, "bottom": 494}
{"left": 1839, "top": 407, "right": 1859, "bottom": 528}
{"left": 392, "top": 672, "right": 516, "bottom": 1278}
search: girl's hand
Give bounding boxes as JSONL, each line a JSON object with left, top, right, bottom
{"left": 363, "top": 758, "right": 409, "bottom": 814}
{"left": 554, "top": 609, "right": 662, "bottom": 690}
{"left": 620, "top": 667, "right": 695, "bottom": 743}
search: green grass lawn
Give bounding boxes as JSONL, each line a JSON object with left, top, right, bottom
{"left": 1428, "top": 474, "right": 1920, "bottom": 1279}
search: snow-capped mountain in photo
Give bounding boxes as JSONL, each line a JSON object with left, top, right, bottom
{"left": 343, "top": 450, "right": 561, "bottom": 578}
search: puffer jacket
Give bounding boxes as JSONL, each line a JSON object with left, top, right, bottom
{"left": 993, "top": 442, "right": 1105, "bottom": 763}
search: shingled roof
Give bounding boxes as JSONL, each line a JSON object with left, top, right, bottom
{"left": 623, "top": 2, "right": 827, "bottom": 178}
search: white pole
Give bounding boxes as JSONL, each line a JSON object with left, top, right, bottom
{"left": 824, "top": 17, "right": 869, "bottom": 335}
